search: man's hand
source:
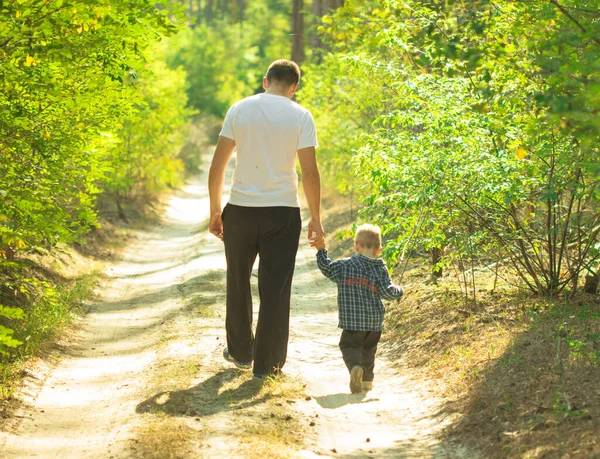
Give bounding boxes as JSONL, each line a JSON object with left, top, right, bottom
{"left": 307, "top": 217, "right": 324, "bottom": 245}
{"left": 209, "top": 211, "right": 224, "bottom": 240}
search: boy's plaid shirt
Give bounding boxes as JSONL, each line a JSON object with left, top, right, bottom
{"left": 316, "top": 249, "right": 403, "bottom": 331}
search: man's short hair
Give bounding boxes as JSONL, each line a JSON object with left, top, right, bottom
{"left": 266, "top": 59, "right": 301, "bottom": 86}
{"left": 354, "top": 224, "right": 382, "bottom": 250}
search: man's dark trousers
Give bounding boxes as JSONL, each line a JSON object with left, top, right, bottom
{"left": 339, "top": 330, "right": 382, "bottom": 382}
{"left": 222, "top": 203, "right": 301, "bottom": 375}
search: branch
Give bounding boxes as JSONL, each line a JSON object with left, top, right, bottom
{"left": 452, "top": 193, "right": 540, "bottom": 292}
{"left": 556, "top": 169, "right": 579, "bottom": 277}
{"left": 1, "top": 37, "right": 13, "bottom": 49}
{"left": 548, "top": 0, "right": 600, "bottom": 47}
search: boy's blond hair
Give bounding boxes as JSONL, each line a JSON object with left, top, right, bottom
{"left": 354, "top": 224, "right": 382, "bottom": 250}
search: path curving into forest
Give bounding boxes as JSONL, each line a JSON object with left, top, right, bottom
{"left": 0, "top": 161, "right": 473, "bottom": 458}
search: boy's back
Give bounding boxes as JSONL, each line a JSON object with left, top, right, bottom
{"left": 316, "top": 251, "right": 403, "bottom": 331}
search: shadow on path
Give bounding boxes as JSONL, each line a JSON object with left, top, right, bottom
{"left": 314, "top": 393, "right": 374, "bottom": 409}
{"left": 136, "top": 369, "right": 271, "bottom": 418}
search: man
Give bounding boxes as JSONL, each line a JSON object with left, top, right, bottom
{"left": 208, "top": 59, "right": 323, "bottom": 379}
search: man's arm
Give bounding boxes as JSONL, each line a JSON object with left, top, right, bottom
{"left": 297, "top": 146, "right": 323, "bottom": 243}
{"left": 208, "top": 135, "right": 236, "bottom": 240}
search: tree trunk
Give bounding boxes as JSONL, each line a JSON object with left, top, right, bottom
{"left": 328, "top": 0, "right": 345, "bottom": 8}
{"left": 238, "top": 0, "right": 246, "bottom": 23}
{"left": 310, "top": 0, "right": 325, "bottom": 62}
{"left": 115, "top": 192, "right": 129, "bottom": 223}
{"left": 584, "top": 274, "right": 599, "bottom": 294}
{"left": 195, "top": 0, "right": 204, "bottom": 25}
{"left": 309, "top": 0, "right": 344, "bottom": 63}
{"left": 230, "top": 0, "right": 237, "bottom": 23}
{"left": 2, "top": 246, "right": 15, "bottom": 262}
{"left": 291, "top": 0, "right": 304, "bottom": 63}
{"left": 431, "top": 247, "right": 443, "bottom": 280}
{"left": 204, "top": 0, "right": 214, "bottom": 23}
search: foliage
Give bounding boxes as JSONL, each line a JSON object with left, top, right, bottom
{"left": 0, "top": 305, "right": 24, "bottom": 355}
{"left": 0, "top": 0, "right": 190, "bottom": 356}
{"left": 169, "top": 0, "right": 292, "bottom": 118}
{"left": 300, "top": 0, "right": 600, "bottom": 296}
{"left": 100, "top": 48, "right": 192, "bottom": 201}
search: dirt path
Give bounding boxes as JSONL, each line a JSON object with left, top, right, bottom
{"left": 0, "top": 166, "right": 471, "bottom": 458}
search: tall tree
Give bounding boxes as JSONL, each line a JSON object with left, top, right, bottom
{"left": 292, "top": 0, "right": 305, "bottom": 62}
{"left": 309, "top": 0, "right": 345, "bottom": 62}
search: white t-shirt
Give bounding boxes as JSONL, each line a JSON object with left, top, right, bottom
{"left": 219, "top": 93, "right": 318, "bottom": 208}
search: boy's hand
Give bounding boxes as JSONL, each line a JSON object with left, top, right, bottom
{"left": 312, "top": 235, "right": 326, "bottom": 251}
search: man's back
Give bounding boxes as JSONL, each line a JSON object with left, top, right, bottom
{"left": 220, "top": 93, "right": 317, "bottom": 208}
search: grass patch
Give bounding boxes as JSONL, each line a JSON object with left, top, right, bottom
{"left": 179, "top": 270, "right": 226, "bottom": 319}
{"left": 228, "top": 374, "right": 309, "bottom": 457}
{"left": 130, "top": 412, "right": 202, "bottom": 459}
{"left": 0, "top": 260, "right": 100, "bottom": 400}
{"left": 133, "top": 344, "right": 310, "bottom": 457}
{"left": 236, "top": 408, "right": 305, "bottom": 458}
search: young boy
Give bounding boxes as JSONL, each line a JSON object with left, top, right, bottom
{"left": 314, "top": 224, "right": 403, "bottom": 393}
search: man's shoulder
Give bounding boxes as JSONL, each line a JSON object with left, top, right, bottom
{"left": 294, "top": 101, "right": 313, "bottom": 116}
{"left": 234, "top": 94, "right": 262, "bottom": 107}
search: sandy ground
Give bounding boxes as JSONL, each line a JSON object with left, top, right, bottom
{"left": 0, "top": 163, "right": 473, "bottom": 458}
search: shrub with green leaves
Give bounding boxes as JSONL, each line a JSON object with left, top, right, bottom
{"left": 300, "top": 0, "right": 600, "bottom": 296}
{"left": 0, "top": 306, "right": 24, "bottom": 355}
{"left": 0, "top": 0, "right": 190, "bottom": 359}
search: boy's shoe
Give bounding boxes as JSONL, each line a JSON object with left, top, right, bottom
{"left": 350, "top": 366, "right": 364, "bottom": 394}
{"left": 223, "top": 348, "right": 252, "bottom": 370}
{"left": 362, "top": 381, "right": 373, "bottom": 391}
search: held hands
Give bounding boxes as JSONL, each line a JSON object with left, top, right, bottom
{"left": 308, "top": 218, "right": 325, "bottom": 250}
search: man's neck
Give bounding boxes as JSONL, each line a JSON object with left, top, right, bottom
{"left": 265, "top": 88, "right": 290, "bottom": 98}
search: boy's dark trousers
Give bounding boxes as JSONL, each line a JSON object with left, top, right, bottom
{"left": 339, "top": 329, "right": 382, "bottom": 382}
{"left": 222, "top": 203, "right": 301, "bottom": 375}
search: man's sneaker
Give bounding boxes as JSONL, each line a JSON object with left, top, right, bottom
{"left": 362, "top": 381, "right": 373, "bottom": 391}
{"left": 350, "top": 366, "right": 364, "bottom": 394}
{"left": 223, "top": 348, "right": 251, "bottom": 370}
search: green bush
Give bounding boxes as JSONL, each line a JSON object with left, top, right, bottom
{"left": 0, "top": 0, "right": 189, "bottom": 357}
{"left": 300, "top": 0, "right": 600, "bottom": 296}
